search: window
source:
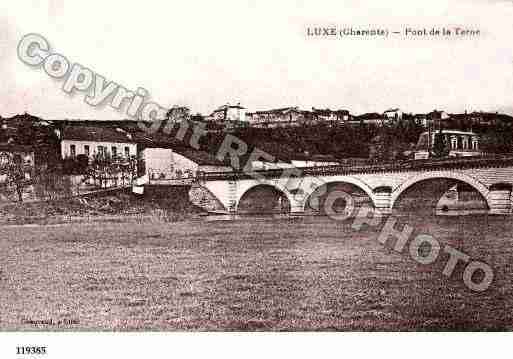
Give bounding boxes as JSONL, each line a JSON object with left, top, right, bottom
{"left": 124, "top": 146, "right": 130, "bottom": 158}
{"left": 97, "top": 146, "right": 104, "bottom": 157}
{"left": 111, "top": 146, "right": 117, "bottom": 158}
{"left": 70, "top": 144, "right": 76, "bottom": 157}
{"left": 84, "top": 145, "right": 90, "bottom": 157}
{"left": 450, "top": 137, "right": 457, "bottom": 150}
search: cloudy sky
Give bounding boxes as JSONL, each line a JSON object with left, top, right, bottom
{"left": 1, "top": 0, "right": 513, "bottom": 120}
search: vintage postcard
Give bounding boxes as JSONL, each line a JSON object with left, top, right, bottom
{"left": 1, "top": 0, "right": 512, "bottom": 357}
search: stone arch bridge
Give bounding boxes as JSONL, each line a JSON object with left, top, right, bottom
{"left": 189, "top": 156, "right": 513, "bottom": 215}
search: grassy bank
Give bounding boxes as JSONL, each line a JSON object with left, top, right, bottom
{"left": 0, "top": 186, "right": 204, "bottom": 225}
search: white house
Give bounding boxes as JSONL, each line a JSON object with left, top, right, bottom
{"left": 414, "top": 130, "right": 481, "bottom": 160}
{"left": 247, "top": 107, "right": 304, "bottom": 128}
{"left": 141, "top": 147, "right": 232, "bottom": 182}
{"left": 383, "top": 108, "right": 403, "bottom": 123}
{"left": 60, "top": 125, "right": 137, "bottom": 159}
{"left": 205, "top": 103, "right": 247, "bottom": 123}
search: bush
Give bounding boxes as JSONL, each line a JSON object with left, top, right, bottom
{"left": 62, "top": 155, "right": 89, "bottom": 175}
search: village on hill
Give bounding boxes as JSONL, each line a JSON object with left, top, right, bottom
{"left": 0, "top": 105, "right": 511, "bottom": 210}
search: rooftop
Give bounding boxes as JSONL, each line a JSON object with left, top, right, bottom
{"left": 354, "top": 112, "right": 383, "bottom": 120}
{"left": 173, "top": 148, "right": 230, "bottom": 166}
{"left": 62, "top": 125, "right": 136, "bottom": 143}
{"left": 0, "top": 144, "right": 35, "bottom": 152}
{"left": 213, "top": 103, "right": 245, "bottom": 112}
{"left": 253, "top": 107, "right": 300, "bottom": 115}
{"left": 421, "top": 130, "right": 478, "bottom": 136}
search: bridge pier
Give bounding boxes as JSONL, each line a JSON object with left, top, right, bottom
{"left": 373, "top": 186, "right": 392, "bottom": 215}
{"left": 288, "top": 193, "right": 306, "bottom": 215}
{"left": 290, "top": 201, "right": 307, "bottom": 215}
{"left": 227, "top": 180, "right": 238, "bottom": 213}
{"left": 488, "top": 184, "right": 512, "bottom": 214}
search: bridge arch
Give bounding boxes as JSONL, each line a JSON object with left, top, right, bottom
{"left": 236, "top": 183, "right": 292, "bottom": 213}
{"left": 302, "top": 177, "right": 376, "bottom": 213}
{"left": 390, "top": 171, "right": 491, "bottom": 211}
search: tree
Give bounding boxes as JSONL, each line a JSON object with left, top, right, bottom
{"left": 84, "top": 153, "right": 139, "bottom": 189}
{"left": 0, "top": 152, "right": 33, "bottom": 202}
{"left": 480, "top": 124, "right": 513, "bottom": 154}
{"left": 166, "top": 106, "right": 191, "bottom": 122}
{"left": 369, "top": 134, "right": 391, "bottom": 162}
{"left": 62, "top": 154, "right": 89, "bottom": 175}
{"left": 86, "top": 153, "right": 114, "bottom": 188}
{"left": 432, "top": 129, "right": 450, "bottom": 158}
{"left": 118, "top": 155, "right": 139, "bottom": 186}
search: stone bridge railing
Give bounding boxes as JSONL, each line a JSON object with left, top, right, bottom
{"left": 197, "top": 155, "right": 513, "bottom": 181}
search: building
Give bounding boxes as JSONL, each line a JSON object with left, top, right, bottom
{"left": 60, "top": 125, "right": 137, "bottom": 159}
{"left": 205, "top": 103, "right": 247, "bottom": 124}
{"left": 311, "top": 108, "right": 350, "bottom": 125}
{"left": 413, "top": 114, "right": 428, "bottom": 127}
{"left": 290, "top": 155, "right": 340, "bottom": 167}
{"left": 247, "top": 107, "right": 304, "bottom": 128}
{"left": 414, "top": 129, "right": 481, "bottom": 160}
{"left": 250, "top": 153, "right": 341, "bottom": 171}
{"left": 141, "top": 147, "right": 232, "bottom": 182}
{"left": 449, "top": 111, "right": 513, "bottom": 128}
{"left": 383, "top": 108, "right": 403, "bottom": 123}
{"left": 350, "top": 112, "right": 384, "bottom": 125}
{"left": 425, "top": 110, "right": 450, "bottom": 128}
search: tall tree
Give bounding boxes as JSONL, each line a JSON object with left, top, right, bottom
{"left": 432, "top": 129, "right": 450, "bottom": 158}
{"left": 0, "top": 152, "right": 33, "bottom": 202}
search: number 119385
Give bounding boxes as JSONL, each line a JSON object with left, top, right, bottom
{"left": 16, "top": 346, "right": 47, "bottom": 355}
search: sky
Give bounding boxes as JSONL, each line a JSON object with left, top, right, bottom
{"left": 1, "top": 0, "right": 513, "bottom": 120}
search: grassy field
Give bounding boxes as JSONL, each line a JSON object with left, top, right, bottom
{"left": 0, "top": 214, "right": 512, "bottom": 331}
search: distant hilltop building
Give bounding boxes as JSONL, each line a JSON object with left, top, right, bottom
{"left": 426, "top": 110, "right": 450, "bottom": 128}
{"left": 246, "top": 107, "right": 304, "bottom": 128}
{"left": 414, "top": 129, "right": 481, "bottom": 160}
{"left": 246, "top": 107, "right": 350, "bottom": 128}
{"left": 413, "top": 113, "right": 428, "bottom": 127}
{"left": 383, "top": 108, "right": 403, "bottom": 123}
{"left": 350, "top": 112, "right": 383, "bottom": 125}
{"left": 310, "top": 108, "right": 350, "bottom": 124}
{"left": 201, "top": 104, "right": 513, "bottom": 130}
{"left": 205, "top": 103, "right": 247, "bottom": 124}
{"left": 450, "top": 111, "right": 513, "bottom": 127}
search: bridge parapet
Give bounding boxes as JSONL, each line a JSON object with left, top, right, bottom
{"left": 199, "top": 155, "right": 513, "bottom": 181}
{"left": 195, "top": 156, "right": 513, "bottom": 215}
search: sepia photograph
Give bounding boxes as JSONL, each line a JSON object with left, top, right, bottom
{"left": 1, "top": 0, "right": 513, "bottom": 357}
